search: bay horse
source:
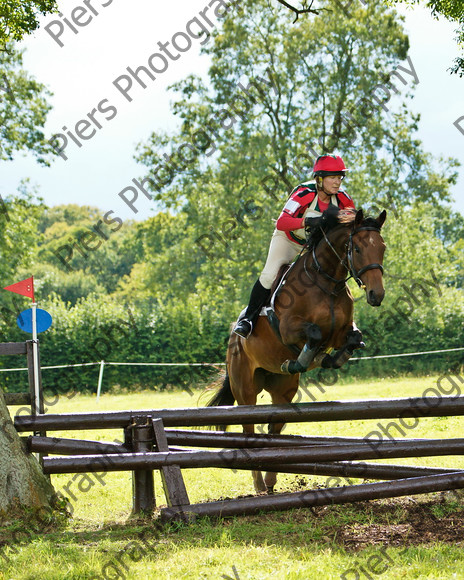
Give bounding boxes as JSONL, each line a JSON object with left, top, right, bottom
{"left": 208, "top": 207, "right": 386, "bottom": 493}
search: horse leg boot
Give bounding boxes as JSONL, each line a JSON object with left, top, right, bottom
{"left": 320, "top": 323, "right": 365, "bottom": 369}
{"left": 233, "top": 279, "right": 271, "bottom": 339}
{"left": 280, "top": 324, "right": 322, "bottom": 375}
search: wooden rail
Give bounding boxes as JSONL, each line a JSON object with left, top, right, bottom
{"left": 14, "top": 395, "right": 464, "bottom": 431}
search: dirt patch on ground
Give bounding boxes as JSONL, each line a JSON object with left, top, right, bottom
{"left": 268, "top": 475, "right": 464, "bottom": 550}
{"left": 312, "top": 496, "right": 464, "bottom": 551}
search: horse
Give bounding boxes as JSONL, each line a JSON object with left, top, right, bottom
{"left": 208, "top": 206, "right": 387, "bottom": 493}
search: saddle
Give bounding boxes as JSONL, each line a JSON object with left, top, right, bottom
{"left": 261, "top": 261, "right": 301, "bottom": 355}
{"left": 260, "top": 257, "right": 301, "bottom": 316}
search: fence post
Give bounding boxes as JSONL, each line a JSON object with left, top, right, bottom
{"left": 96, "top": 360, "right": 105, "bottom": 401}
{"left": 152, "top": 418, "right": 190, "bottom": 509}
{"left": 130, "top": 415, "right": 155, "bottom": 515}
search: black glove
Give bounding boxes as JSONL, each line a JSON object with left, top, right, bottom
{"left": 304, "top": 216, "right": 321, "bottom": 239}
{"left": 304, "top": 216, "right": 320, "bottom": 230}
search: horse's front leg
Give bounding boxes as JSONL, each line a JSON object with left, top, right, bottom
{"left": 320, "top": 322, "right": 365, "bottom": 369}
{"left": 280, "top": 322, "right": 322, "bottom": 375}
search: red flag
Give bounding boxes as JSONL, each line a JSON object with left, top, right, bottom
{"left": 4, "top": 276, "right": 35, "bottom": 301}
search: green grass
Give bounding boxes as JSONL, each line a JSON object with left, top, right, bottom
{"left": 2, "top": 375, "right": 464, "bottom": 579}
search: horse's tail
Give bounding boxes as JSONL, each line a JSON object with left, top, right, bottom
{"left": 206, "top": 369, "right": 235, "bottom": 431}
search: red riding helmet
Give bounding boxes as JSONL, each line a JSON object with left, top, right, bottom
{"left": 313, "top": 155, "right": 348, "bottom": 176}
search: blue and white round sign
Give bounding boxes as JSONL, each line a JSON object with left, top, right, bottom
{"left": 17, "top": 308, "right": 53, "bottom": 334}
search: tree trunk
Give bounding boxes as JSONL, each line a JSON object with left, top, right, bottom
{"left": 0, "top": 390, "right": 55, "bottom": 521}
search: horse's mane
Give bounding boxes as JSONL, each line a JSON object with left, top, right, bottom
{"left": 305, "top": 206, "right": 380, "bottom": 250}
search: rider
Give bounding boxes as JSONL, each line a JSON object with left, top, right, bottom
{"left": 233, "top": 154, "right": 356, "bottom": 338}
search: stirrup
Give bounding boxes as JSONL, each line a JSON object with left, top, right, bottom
{"left": 233, "top": 318, "right": 253, "bottom": 339}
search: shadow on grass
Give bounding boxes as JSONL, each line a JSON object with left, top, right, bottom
{"left": 3, "top": 493, "right": 464, "bottom": 557}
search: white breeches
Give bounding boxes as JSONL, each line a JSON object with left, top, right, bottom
{"left": 259, "top": 229, "right": 303, "bottom": 289}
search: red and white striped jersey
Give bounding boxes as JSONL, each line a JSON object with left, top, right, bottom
{"left": 276, "top": 183, "right": 355, "bottom": 245}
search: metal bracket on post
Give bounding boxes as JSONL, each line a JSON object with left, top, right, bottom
{"left": 130, "top": 415, "right": 155, "bottom": 516}
{"left": 152, "top": 417, "right": 190, "bottom": 513}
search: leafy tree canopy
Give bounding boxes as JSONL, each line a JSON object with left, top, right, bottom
{"left": 279, "top": 0, "right": 464, "bottom": 74}
{"left": 36, "top": 204, "right": 144, "bottom": 296}
{"left": 134, "top": 0, "right": 458, "bottom": 310}
{"left": 0, "top": 0, "right": 58, "bottom": 44}
{"left": 0, "top": 44, "right": 54, "bottom": 163}
{"left": 389, "top": 0, "right": 464, "bottom": 74}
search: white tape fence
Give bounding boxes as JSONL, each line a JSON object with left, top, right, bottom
{"left": 0, "top": 347, "right": 463, "bottom": 400}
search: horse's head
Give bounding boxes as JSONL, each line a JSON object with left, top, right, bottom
{"left": 304, "top": 206, "right": 386, "bottom": 306}
{"left": 348, "top": 209, "right": 386, "bottom": 306}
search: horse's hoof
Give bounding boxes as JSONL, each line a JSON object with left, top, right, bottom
{"left": 266, "top": 486, "right": 274, "bottom": 495}
{"left": 253, "top": 479, "right": 267, "bottom": 494}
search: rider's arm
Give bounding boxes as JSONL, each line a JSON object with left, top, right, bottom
{"left": 275, "top": 187, "right": 313, "bottom": 232}
{"left": 276, "top": 213, "right": 305, "bottom": 231}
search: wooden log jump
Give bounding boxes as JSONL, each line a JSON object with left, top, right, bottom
{"left": 42, "top": 438, "right": 464, "bottom": 474}
{"left": 161, "top": 472, "right": 464, "bottom": 521}
{"left": 162, "top": 429, "right": 432, "bottom": 448}
{"left": 15, "top": 395, "right": 464, "bottom": 521}
{"left": 14, "top": 395, "right": 464, "bottom": 431}
{"left": 26, "top": 436, "right": 130, "bottom": 455}
{"left": 27, "top": 434, "right": 463, "bottom": 480}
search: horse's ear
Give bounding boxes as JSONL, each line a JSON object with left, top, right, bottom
{"left": 354, "top": 208, "right": 364, "bottom": 227}
{"left": 377, "top": 210, "right": 387, "bottom": 228}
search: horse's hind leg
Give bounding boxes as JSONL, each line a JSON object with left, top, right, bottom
{"left": 264, "top": 374, "right": 300, "bottom": 494}
{"left": 231, "top": 363, "right": 267, "bottom": 493}
{"left": 243, "top": 422, "right": 267, "bottom": 493}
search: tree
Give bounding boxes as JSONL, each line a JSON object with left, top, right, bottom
{"left": 0, "top": 44, "right": 54, "bottom": 164}
{"left": 36, "top": 205, "right": 143, "bottom": 295}
{"left": 385, "top": 0, "right": 464, "bottom": 75}
{"left": 274, "top": 0, "right": 464, "bottom": 75}
{"left": 0, "top": 186, "right": 58, "bottom": 520}
{"left": 134, "top": 0, "right": 457, "bottom": 307}
{"left": 0, "top": 1, "right": 59, "bottom": 523}
{"left": 0, "top": 392, "right": 55, "bottom": 518}
{"left": 0, "top": 0, "right": 58, "bottom": 45}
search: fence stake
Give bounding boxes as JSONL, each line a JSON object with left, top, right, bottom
{"left": 96, "top": 360, "right": 105, "bottom": 401}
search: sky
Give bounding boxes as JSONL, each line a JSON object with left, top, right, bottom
{"left": 0, "top": 0, "right": 463, "bottom": 221}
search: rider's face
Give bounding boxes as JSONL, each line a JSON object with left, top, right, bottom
{"left": 322, "top": 174, "right": 343, "bottom": 195}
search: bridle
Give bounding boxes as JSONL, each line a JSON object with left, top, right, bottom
{"left": 304, "top": 223, "right": 384, "bottom": 295}
{"left": 347, "top": 225, "right": 384, "bottom": 288}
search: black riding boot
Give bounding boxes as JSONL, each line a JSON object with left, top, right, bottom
{"left": 233, "top": 279, "right": 271, "bottom": 339}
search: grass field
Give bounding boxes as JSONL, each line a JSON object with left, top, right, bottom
{"left": 2, "top": 375, "right": 464, "bottom": 579}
